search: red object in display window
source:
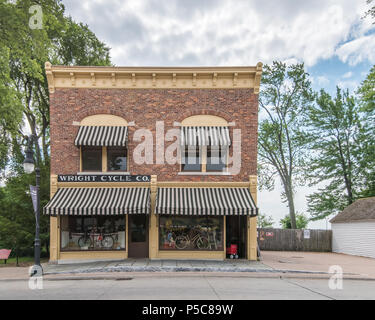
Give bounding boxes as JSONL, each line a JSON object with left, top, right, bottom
{"left": 163, "top": 241, "right": 176, "bottom": 249}
{"left": 226, "top": 244, "right": 238, "bottom": 259}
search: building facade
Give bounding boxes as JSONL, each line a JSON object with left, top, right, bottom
{"left": 44, "top": 62, "right": 262, "bottom": 263}
{"left": 331, "top": 197, "right": 375, "bottom": 259}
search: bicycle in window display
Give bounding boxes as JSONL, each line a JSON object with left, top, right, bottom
{"left": 174, "top": 225, "right": 210, "bottom": 250}
{"left": 78, "top": 226, "right": 116, "bottom": 249}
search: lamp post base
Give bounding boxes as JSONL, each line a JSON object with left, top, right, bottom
{"left": 29, "top": 264, "right": 43, "bottom": 277}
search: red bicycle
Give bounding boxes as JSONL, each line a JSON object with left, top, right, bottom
{"left": 78, "top": 226, "right": 114, "bottom": 249}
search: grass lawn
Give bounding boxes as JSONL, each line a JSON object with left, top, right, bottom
{"left": 0, "top": 256, "right": 49, "bottom": 267}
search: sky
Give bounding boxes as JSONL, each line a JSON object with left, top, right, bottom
{"left": 62, "top": 0, "right": 375, "bottom": 229}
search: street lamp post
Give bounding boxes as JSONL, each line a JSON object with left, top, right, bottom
{"left": 23, "top": 135, "right": 42, "bottom": 275}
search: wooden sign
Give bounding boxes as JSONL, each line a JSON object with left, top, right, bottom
{"left": 58, "top": 175, "right": 151, "bottom": 183}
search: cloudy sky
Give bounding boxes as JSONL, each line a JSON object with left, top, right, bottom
{"left": 62, "top": 0, "right": 375, "bottom": 229}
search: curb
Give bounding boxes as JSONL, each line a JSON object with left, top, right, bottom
{"left": 43, "top": 265, "right": 356, "bottom": 276}
{"left": 2, "top": 271, "right": 374, "bottom": 282}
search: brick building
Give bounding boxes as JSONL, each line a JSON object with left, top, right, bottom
{"left": 44, "top": 62, "right": 262, "bottom": 263}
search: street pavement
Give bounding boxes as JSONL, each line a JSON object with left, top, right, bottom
{"left": 0, "top": 273, "right": 374, "bottom": 300}
{"left": 1, "top": 252, "right": 375, "bottom": 300}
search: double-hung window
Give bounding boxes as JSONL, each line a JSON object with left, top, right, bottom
{"left": 107, "top": 147, "right": 127, "bottom": 172}
{"left": 82, "top": 147, "right": 102, "bottom": 172}
{"left": 181, "top": 146, "right": 202, "bottom": 172}
{"left": 206, "top": 146, "right": 227, "bottom": 172}
{"left": 76, "top": 125, "right": 129, "bottom": 173}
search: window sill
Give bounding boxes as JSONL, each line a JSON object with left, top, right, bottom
{"left": 77, "top": 172, "right": 130, "bottom": 175}
{"left": 177, "top": 172, "right": 231, "bottom": 176}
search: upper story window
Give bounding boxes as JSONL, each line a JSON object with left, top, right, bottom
{"left": 82, "top": 147, "right": 102, "bottom": 172}
{"left": 181, "top": 146, "right": 202, "bottom": 172}
{"left": 180, "top": 115, "right": 231, "bottom": 173}
{"left": 75, "top": 115, "right": 128, "bottom": 173}
{"left": 206, "top": 146, "right": 227, "bottom": 172}
{"left": 107, "top": 147, "right": 127, "bottom": 172}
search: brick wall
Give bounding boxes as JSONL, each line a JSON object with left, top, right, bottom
{"left": 50, "top": 88, "right": 258, "bottom": 181}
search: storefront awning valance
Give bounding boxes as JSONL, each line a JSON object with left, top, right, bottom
{"left": 155, "top": 188, "right": 257, "bottom": 216}
{"left": 74, "top": 126, "right": 128, "bottom": 147}
{"left": 44, "top": 187, "right": 150, "bottom": 215}
{"left": 181, "top": 126, "right": 231, "bottom": 147}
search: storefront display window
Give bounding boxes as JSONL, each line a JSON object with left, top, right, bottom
{"left": 159, "top": 216, "right": 223, "bottom": 251}
{"left": 60, "top": 216, "right": 126, "bottom": 251}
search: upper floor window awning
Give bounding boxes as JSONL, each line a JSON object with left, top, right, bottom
{"left": 74, "top": 126, "right": 128, "bottom": 147}
{"left": 180, "top": 126, "right": 231, "bottom": 147}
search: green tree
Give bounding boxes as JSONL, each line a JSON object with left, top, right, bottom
{"left": 305, "top": 88, "right": 363, "bottom": 220}
{"left": 0, "top": 0, "right": 111, "bottom": 259}
{"left": 280, "top": 213, "right": 309, "bottom": 229}
{"left": 0, "top": 167, "right": 50, "bottom": 264}
{"left": 357, "top": 66, "right": 375, "bottom": 197}
{"left": 1, "top": 0, "right": 111, "bottom": 171}
{"left": 258, "top": 213, "right": 274, "bottom": 228}
{"left": 258, "top": 61, "right": 314, "bottom": 229}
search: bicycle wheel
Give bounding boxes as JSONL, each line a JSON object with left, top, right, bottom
{"left": 196, "top": 236, "right": 209, "bottom": 249}
{"left": 175, "top": 235, "right": 189, "bottom": 249}
{"left": 78, "top": 236, "right": 91, "bottom": 248}
{"left": 101, "top": 236, "right": 114, "bottom": 248}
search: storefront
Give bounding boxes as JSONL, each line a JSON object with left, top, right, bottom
{"left": 44, "top": 62, "right": 262, "bottom": 263}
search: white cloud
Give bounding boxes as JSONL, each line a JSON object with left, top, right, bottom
{"left": 342, "top": 71, "right": 353, "bottom": 79}
{"left": 316, "top": 76, "right": 330, "bottom": 86}
{"left": 335, "top": 34, "right": 375, "bottom": 66}
{"left": 62, "top": 0, "right": 375, "bottom": 67}
{"left": 337, "top": 80, "right": 359, "bottom": 92}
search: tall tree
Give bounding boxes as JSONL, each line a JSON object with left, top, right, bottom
{"left": 357, "top": 66, "right": 375, "bottom": 197}
{"left": 0, "top": 0, "right": 111, "bottom": 173}
{"left": 305, "top": 88, "right": 363, "bottom": 220}
{"left": 0, "top": 0, "right": 111, "bottom": 257}
{"left": 258, "top": 61, "right": 314, "bottom": 229}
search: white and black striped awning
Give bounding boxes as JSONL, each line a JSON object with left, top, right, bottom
{"left": 155, "top": 188, "right": 257, "bottom": 216}
{"left": 74, "top": 126, "right": 128, "bottom": 147}
{"left": 44, "top": 187, "right": 150, "bottom": 215}
{"left": 181, "top": 127, "right": 231, "bottom": 147}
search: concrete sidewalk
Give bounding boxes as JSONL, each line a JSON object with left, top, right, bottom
{"left": 1, "top": 252, "right": 375, "bottom": 281}
{"left": 43, "top": 259, "right": 274, "bottom": 275}
{"left": 260, "top": 251, "right": 375, "bottom": 279}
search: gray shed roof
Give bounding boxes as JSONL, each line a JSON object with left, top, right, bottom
{"left": 330, "top": 197, "right": 375, "bottom": 223}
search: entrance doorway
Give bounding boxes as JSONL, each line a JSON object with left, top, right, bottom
{"left": 128, "top": 215, "right": 149, "bottom": 258}
{"left": 226, "top": 216, "right": 247, "bottom": 259}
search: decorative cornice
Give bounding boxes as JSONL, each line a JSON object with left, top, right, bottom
{"left": 45, "top": 62, "right": 263, "bottom": 93}
{"left": 254, "top": 62, "right": 263, "bottom": 94}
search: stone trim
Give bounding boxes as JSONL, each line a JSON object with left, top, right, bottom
{"left": 45, "top": 62, "right": 263, "bottom": 93}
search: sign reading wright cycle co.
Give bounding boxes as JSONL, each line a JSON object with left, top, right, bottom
{"left": 58, "top": 175, "right": 151, "bottom": 183}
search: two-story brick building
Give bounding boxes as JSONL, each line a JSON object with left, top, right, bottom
{"left": 44, "top": 62, "right": 262, "bottom": 264}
